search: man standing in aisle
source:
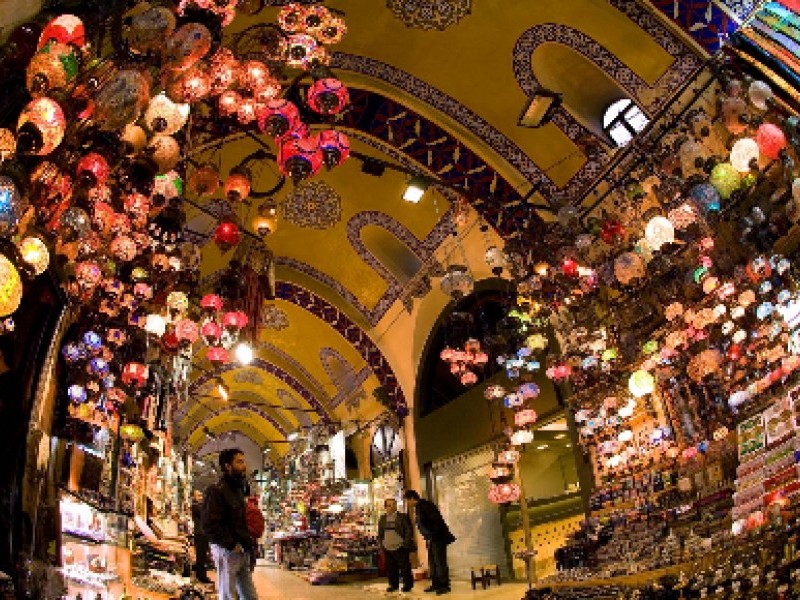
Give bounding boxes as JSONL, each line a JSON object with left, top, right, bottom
{"left": 378, "top": 498, "right": 415, "bottom": 593}
{"left": 203, "top": 449, "right": 258, "bottom": 600}
{"left": 191, "top": 490, "right": 211, "bottom": 584}
{"left": 403, "top": 490, "right": 456, "bottom": 595}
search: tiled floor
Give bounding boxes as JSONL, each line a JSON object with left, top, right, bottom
{"left": 244, "top": 566, "right": 528, "bottom": 599}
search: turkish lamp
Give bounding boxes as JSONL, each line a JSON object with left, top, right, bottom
{"left": 253, "top": 200, "right": 278, "bottom": 236}
{"left": 257, "top": 99, "right": 301, "bottom": 138}
{"left": 16, "top": 97, "right": 66, "bottom": 155}
{"left": 144, "top": 93, "right": 190, "bottom": 135}
{"left": 0, "top": 253, "right": 23, "bottom": 318}
{"left": 730, "top": 137, "right": 760, "bottom": 172}
{"left": 224, "top": 169, "right": 252, "bottom": 202}
{"left": 403, "top": 176, "right": 429, "bottom": 203}
{"left": 0, "top": 176, "right": 24, "bottom": 237}
{"left": 145, "top": 313, "right": 167, "bottom": 337}
{"left": 18, "top": 236, "right": 50, "bottom": 276}
{"left": 748, "top": 80, "right": 773, "bottom": 110}
{"left": 510, "top": 429, "right": 534, "bottom": 446}
{"left": 120, "top": 423, "right": 145, "bottom": 443}
{"left": 317, "top": 130, "right": 350, "bottom": 169}
{"left": 629, "top": 370, "right": 655, "bottom": 397}
{"left": 307, "top": 78, "right": 349, "bottom": 115}
{"left": 26, "top": 42, "right": 79, "bottom": 96}
{"left": 644, "top": 216, "right": 674, "bottom": 251}
{"left": 755, "top": 123, "right": 787, "bottom": 160}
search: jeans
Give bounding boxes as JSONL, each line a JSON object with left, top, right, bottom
{"left": 211, "top": 543, "right": 258, "bottom": 600}
{"left": 427, "top": 541, "right": 450, "bottom": 590}
{"left": 385, "top": 547, "right": 413, "bottom": 590}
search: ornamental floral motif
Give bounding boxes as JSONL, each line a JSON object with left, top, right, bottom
{"left": 280, "top": 181, "right": 342, "bottom": 229}
{"left": 387, "top": 0, "right": 471, "bottom": 31}
{"left": 233, "top": 369, "right": 264, "bottom": 385}
{"left": 261, "top": 303, "right": 290, "bottom": 330}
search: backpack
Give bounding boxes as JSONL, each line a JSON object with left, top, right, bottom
{"left": 245, "top": 501, "right": 265, "bottom": 538}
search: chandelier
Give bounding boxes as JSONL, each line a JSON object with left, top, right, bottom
{"left": 440, "top": 338, "right": 488, "bottom": 386}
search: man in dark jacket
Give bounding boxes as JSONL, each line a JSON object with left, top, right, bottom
{"left": 202, "top": 449, "right": 258, "bottom": 600}
{"left": 377, "top": 498, "right": 415, "bottom": 592}
{"left": 404, "top": 490, "right": 456, "bottom": 595}
{"left": 191, "top": 490, "right": 211, "bottom": 583}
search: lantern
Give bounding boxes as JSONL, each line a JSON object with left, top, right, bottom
{"left": 483, "top": 385, "right": 506, "bottom": 400}
{"left": 94, "top": 70, "right": 150, "bottom": 132}
{"left": 510, "top": 429, "right": 534, "bottom": 446}
{"left": 614, "top": 252, "right": 645, "bottom": 285}
{"left": 201, "top": 320, "right": 223, "bottom": 344}
{"left": 18, "top": 236, "right": 49, "bottom": 276}
{"left": 721, "top": 96, "right": 748, "bottom": 135}
{"left": 278, "top": 137, "right": 323, "bottom": 182}
{"left": 26, "top": 42, "right": 79, "bottom": 96}
{"left": 514, "top": 410, "right": 538, "bottom": 427}
{"left": 188, "top": 165, "right": 220, "bottom": 197}
{"left": 0, "top": 254, "right": 23, "bottom": 318}
{"left": 237, "top": 97, "right": 258, "bottom": 125}
{"left": 147, "top": 135, "right": 181, "bottom": 173}
{"left": 175, "top": 318, "right": 199, "bottom": 344}
{"left": 497, "top": 450, "right": 520, "bottom": 464}
{"left": 253, "top": 200, "right": 278, "bottom": 236}
{"left": 121, "top": 363, "right": 148, "bottom": 387}
{"left": 689, "top": 183, "right": 721, "bottom": 213}
{"left": 628, "top": 370, "right": 655, "bottom": 397}
{"left": 618, "top": 429, "right": 634, "bottom": 443}
{"left": 222, "top": 311, "right": 248, "bottom": 331}
{"left": 224, "top": 171, "right": 252, "bottom": 202}
{"left": 644, "top": 216, "right": 675, "bottom": 251}
{"left": 316, "top": 130, "right": 350, "bottom": 169}
{"left": 145, "top": 313, "right": 167, "bottom": 337}
{"left": 488, "top": 483, "right": 521, "bottom": 504}
{"left": 748, "top": 80, "right": 773, "bottom": 110}
{"left": 207, "top": 346, "right": 230, "bottom": 364}
{"left": 308, "top": 78, "right": 349, "bottom": 115}
{"left": 278, "top": 3, "right": 308, "bottom": 32}
{"left": 0, "top": 177, "right": 23, "bottom": 236}
{"left": 218, "top": 91, "right": 242, "bottom": 118}
{"left": 164, "top": 23, "right": 212, "bottom": 71}
{"left": 201, "top": 294, "right": 224, "bottom": 312}
{"left": 39, "top": 14, "right": 86, "bottom": 48}
{"left": 709, "top": 163, "right": 741, "bottom": 200}
{"left": 76, "top": 152, "right": 111, "bottom": 187}
{"left": 239, "top": 60, "right": 271, "bottom": 91}
{"left": 144, "top": 93, "right": 190, "bottom": 135}
{"left": 214, "top": 220, "right": 241, "bottom": 251}
{"left": 110, "top": 236, "right": 137, "bottom": 262}
{"left": 128, "top": 6, "right": 176, "bottom": 54}
{"left": 209, "top": 48, "right": 240, "bottom": 94}
{"left": 318, "top": 15, "right": 346, "bottom": 44}
{"left": 120, "top": 423, "right": 145, "bottom": 443}
{"left": 460, "top": 371, "right": 478, "bottom": 386}
{"left": 16, "top": 97, "right": 65, "bottom": 155}
{"left": 755, "top": 123, "right": 786, "bottom": 160}
{"left": 258, "top": 99, "right": 301, "bottom": 137}
{"left": 285, "top": 33, "right": 317, "bottom": 68}
{"left": 68, "top": 384, "right": 87, "bottom": 404}
{"left": 730, "top": 137, "right": 760, "bottom": 172}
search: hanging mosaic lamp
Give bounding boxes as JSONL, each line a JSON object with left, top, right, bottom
{"left": 39, "top": 14, "right": 86, "bottom": 49}
{"left": 748, "top": 80, "right": 773, "bottom": 110}
{"left": 0, "top": 176, "right": 23, "bottom": 236}
{"left": 214, "top": 220, "right": 241, "bottom": 251}
{"left": 755, "top": 123, "right": 787, "bottom": 160}
{"left": 644, "top": 216, "right": 675, "bottom": 251}
{"left": 18, "top": 236, "right": 49, "bottom": 276}
{"left": 689, "top": 183, "right": 721, "bottom": 213}
{"left": 26, "top": 42, "right": 79, "bottom": 96}
{"left": 0, "top": 254, "right": 23, "bottom": 318}
{"left": 628, "top": 369, "right": 655, "bottom": 397}
{"left": 224, "top": 170, "right": 252, "bottom": 202}
{"left": 164, "top": 23, "right": 212, "bottom": 71}
{"left": 708, "top": 163, "right": 741, "bottom": 200}
{"left": 730, "top": 137, "right": 760, "bottom": 172}
{"left": 488, "top": 483, "right": 521, "bottom": 504}
{"left": 253, "top": 200, "right": 278, "bottom": 236}
{"left": 258, "top": 99, "right": 301, "bottom": 137}
{"left": 278, "top": 137, "right": 323, "bottom": 183}
{"left": 16, "top": 97, "right": 66, "bottom": 155}
{"left": 143, "top": 93, "right": 190, "bottom": 135}
{"left": 307, "top": 78, "right": 349, "bottom": 115}
{"left": 317, "top": 130, "right": 350, "bottom": 169}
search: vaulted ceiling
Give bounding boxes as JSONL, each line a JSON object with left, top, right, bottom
{"left": 1, "top": 0, "right": 706, "bottom": 456}
{"left": 177, "top": 0, "right": 706, "bottom": 456}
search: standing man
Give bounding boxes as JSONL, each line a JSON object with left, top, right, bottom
{"left": 202, "top": 449, "right": 258, "bottom": 600}
{"left": 190, "top": 490, "right": 211, "bottom": 584}
{"left": 403, "top": 490, "right": 456, "bottom": 595}
{"left": 378, "top": 498, "right": 415, "bottom": 593}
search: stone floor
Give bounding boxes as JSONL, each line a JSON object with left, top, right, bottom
{"left": 233, "top": 565, "right": 528, "bottom": 599}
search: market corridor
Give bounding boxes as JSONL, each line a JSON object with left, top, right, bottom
{"left": 241, "top": 566, "right": 528, "bottom": 599}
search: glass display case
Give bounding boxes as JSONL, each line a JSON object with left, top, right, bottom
{"left": 60, "top": 490, "right": 130, "bottom": 599}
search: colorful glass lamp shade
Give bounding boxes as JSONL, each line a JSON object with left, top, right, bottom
{"left": 488, "top": 483, "right": 521, "bottom": 504}
{"left": 307, "top": 78, "right": 349, "bottom": 115}
{"left": 17, "top": 97, "right": 66, "bottom": 155}
{"left": 0, "top": 254, "right": 23, "bottom": 318}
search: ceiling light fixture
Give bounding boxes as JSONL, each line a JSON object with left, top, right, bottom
{"left": 519, "top": 88, "right": 563, "bottom": 128}
{"left": 287, "top": 431, "right": 299, "bottom": 442}
{"left": 234, "top": 341, "right": 254, "bottom": 365}
{"left": 403, "top": 175, "right": 429, "bottom": 203}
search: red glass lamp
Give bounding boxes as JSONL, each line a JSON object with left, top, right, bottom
{"left": 308, "top": 78, "right": 349, "bottom": 115}
{"left": 317, "top": 130, "right": 350, "bottom": 168}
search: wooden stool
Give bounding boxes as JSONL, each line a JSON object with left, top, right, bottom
{"left": 470, "top": 566, "right": 486, "bottom": 590}
{"left": 483, "top": 564, "right": 501, "bottom": 587}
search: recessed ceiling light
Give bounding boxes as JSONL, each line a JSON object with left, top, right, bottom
{"left": 555, "top": 433, "right": 566, "bottom": 439}
{"left": 403, "top": 175, "right": 429, "bottom": 203}
{"left": 537, "top": 444, "right": 549, "bottom": 450}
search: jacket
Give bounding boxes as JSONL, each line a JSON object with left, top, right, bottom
{"left": 415, "top": 499, "right": 456, "bottom": 545}
{"left": 377, "top": 511, "right": 415, "bottom": 550}
{"left": 202, "top": 475, "right": 252, "bottom": 551}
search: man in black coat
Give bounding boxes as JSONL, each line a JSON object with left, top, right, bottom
{"left": 202, "top": 449, "right": 258, "bottom": 600}
{"left": 191, "top": 490, "right": 211, "bottom": 583}
{"left": 404, "top": 490, "right": 456, "bottom": 595}
{"left": 377, "top": 498, "right": 415, "bottom": 592}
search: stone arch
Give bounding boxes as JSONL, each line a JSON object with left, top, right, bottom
{"left": 276, "top": 389, "right": 314, "bottom": 428}
{"left": 183, "top": 404, "right": 288, "bottom": 445}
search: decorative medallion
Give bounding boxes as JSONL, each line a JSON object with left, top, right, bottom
{"left": 261, "top": 303, "right": 290, "bottom": 330}
{"left": 233, "top": 369, "right": 264, "bottom": 385}
{"left": 280, "top": 181, "right": 342, "bottom": 230}
{"left": 387, "top": 0, "right": 471, "bottom": 31}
